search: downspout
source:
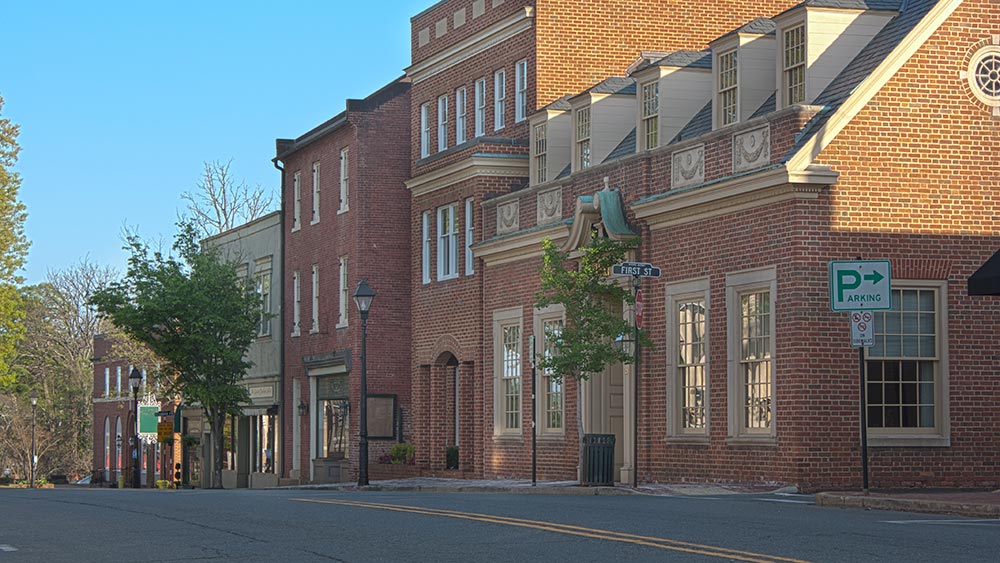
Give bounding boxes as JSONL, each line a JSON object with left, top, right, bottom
{"left": 273, "top": 156, "right": 286, "bottom": 481}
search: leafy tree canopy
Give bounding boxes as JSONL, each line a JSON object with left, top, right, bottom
{"left": 0, "top": 95, "right": 29, "bottom": 385}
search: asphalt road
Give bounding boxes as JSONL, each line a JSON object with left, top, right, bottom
{"left": 1, "top": 487, "right": 997, "bottom": 562}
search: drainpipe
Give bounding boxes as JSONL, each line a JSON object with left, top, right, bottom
{"left": 273, "top": 156, "right": 286, "bottom": 481}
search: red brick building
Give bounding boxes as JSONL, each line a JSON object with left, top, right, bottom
{"left": 275, "top": 78, "right": 412, "bottom": 483}
{"left": 408, "top": 0, "right": 1000, "bottom": 491}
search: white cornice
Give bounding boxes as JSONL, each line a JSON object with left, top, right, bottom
{"left": 633, "top": 165, "right": 838, "bottom": 229}
{"left": 786, "top": 0, "right": 964, "bottom": 170}
{"left": 407, "top": 155, "right": 529, "bottom": 197}
{"left": 475, "top": 223, "right": 568, "bottom": 267}
{"left": 406, "top": 8, "right": 535, "bottom": 85}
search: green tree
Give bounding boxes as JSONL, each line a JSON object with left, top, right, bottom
{"left": 90, "top": 222, "right": 260, "bottom": 488}
{"left": 0, "top": 95, "right": 30, "bottom": 387}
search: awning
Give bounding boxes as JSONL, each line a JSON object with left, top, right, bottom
{"left": 968, "top": 249, "right": 1000, "bottom": 295}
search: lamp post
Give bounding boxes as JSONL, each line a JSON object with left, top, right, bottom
{"left": 129, "top": 367, "right": 142, "bottom": 489}
{"left": 29, "top": 390, "right": 37, "bottom": 488}
{"left": 352, "top": 279, "right": 375, "bottom": 487}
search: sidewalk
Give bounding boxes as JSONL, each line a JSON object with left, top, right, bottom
{"left": 282, "top": 477, "right": 1000, "bottom": 518}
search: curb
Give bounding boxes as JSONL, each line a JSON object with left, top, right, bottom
{"left": 815, "top": 492, "right": 1000, "bottom": 519}
{"left": 279, "top": 484, "right": 638, "bottom": 496}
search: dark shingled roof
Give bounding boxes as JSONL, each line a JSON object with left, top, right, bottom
{"left": 539, "top": 95, "right": 573, "bottom": 112}
{"left": 555, "top": 163, "right": 572, "bottom": 180}
{"left": 656, "top": 50, "right": 713, "bottom": 69}
{"left": 670, "top": 101, "right": 713, "bottom": 144}
{"left": 749, "top": 93, "right": 777, "bottom": 120}
{"left": 773, "top": 0, "right": 902, "bottom": 20}
{"left": 573, "top": 76, "right": 636, "bottom": 99}
{"left": 603, "top": 128, "right": 637, "bottom": 163}
{"left": 717, "top": 17, "right": 776, "bottom": 41}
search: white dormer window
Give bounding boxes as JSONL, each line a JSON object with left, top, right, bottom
{"left": 641, "top": 81, "right": 659, "bottom": 150}
{"left": 533, "top": 123, "right": 547, "bottom": 183}
{"left": 719, "top": 50, "right": 738, "bottom": 125}
{"left": 783, "top": 25, "right": 805, "bottom": 105}
{"left": 575, "top": 107, "right": 591, "bottom": 169}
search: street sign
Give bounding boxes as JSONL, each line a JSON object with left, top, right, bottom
{"left": 829, "top": 260, "right": 891, "bottom": 311}
{"left": 155, "top": 410, "right": 173, "bottom": 417}
{"left": 157, "top": 421, "right": 173, "bottom": 443}
{"left": 613, "top": 262, "right": 661, "bottom": 278}
{"left": 850, "top": 311, "right": 874, "bottom": 347}
{"left": 634, "top": 289, "right": 644, "bottom": 329}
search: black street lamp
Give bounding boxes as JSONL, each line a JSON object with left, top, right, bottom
{"left": 129, "top": 367, "right": 142, "bottom": 489}
{"left": 352, "top": 279, "right": 375, "bottom": 487}
{"left": 29, "top": 390, "right": 37, "bottom": 488}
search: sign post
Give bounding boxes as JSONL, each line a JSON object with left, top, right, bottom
{"left": 829, "top": 260, "right": 891, "bottom": 495}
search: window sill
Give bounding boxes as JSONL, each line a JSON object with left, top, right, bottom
{"left": 437, "top": 274, "right": 459, "bottom": 282}
{"left": 337, "top": 207, "right": 348, "bottom": 215}
{"left": 309, "top": 328, "right": 320, "bottom": 335}
{"left": 537, "top": 432, "right": 566, "bottom": 441}
{"left": 310, "top": 219, "right": 320, "bottom": 226}
{"left": 725, "top": 435, "right": 777, "bottom": 447}
{"left": 335, "top": 322, "right": 348, "bottom": 330}
{"left": 869, "top": 434, "right": 950, "bottom": 448}
{"left": 256, "top": 333, "right": 273, "bottom": 340}
{"left": 492, "top": 434, "right": 523, "bottom": 443}
{"left": 666, "top": 435, "right": 710, "bottom": 446}
{"left": 291, "top": 331, "right": 301, "bottom": 338}
{"left": 291, "top": 226, "right": 301, "bottom": 233}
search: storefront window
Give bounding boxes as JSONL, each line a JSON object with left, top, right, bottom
{"left": 316, "top": 374, "right": 350, "bottom": 459}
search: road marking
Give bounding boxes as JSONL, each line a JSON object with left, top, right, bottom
{"left": 292, "top": 498, "right": 816, "bottom": 563}
{"left": 758, "top": 499, "right": 813, "bottom": 505}
{"left": 880, "top": 519, "right": 1000, "bottom": 526}
{"left": 0, "top": 545, "right": 17, "bottom": 552}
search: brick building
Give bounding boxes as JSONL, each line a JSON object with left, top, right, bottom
{"left": 275, "top": 78, "right": 412, "bottom": 484}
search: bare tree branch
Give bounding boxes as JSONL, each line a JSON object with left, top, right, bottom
{"left": 181, "top": 159, "right": 276, "bottom": 237}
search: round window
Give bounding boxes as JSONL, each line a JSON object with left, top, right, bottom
{"left": 967, "top": 45, "right": 1000, "bottom": 107}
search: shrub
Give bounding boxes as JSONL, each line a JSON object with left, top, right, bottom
{"left": 389, "top": 443, "right": 416, "bottom": 465}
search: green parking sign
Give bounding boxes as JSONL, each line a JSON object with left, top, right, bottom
{"left": 829, "top": 260, "right": 891, "bottom": 311}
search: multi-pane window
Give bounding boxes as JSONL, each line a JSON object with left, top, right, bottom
{"left": 641, "top": 81, "right": 659, "bottom": 150}
{"left": 421, "top": 211, "right": 431, "bottom": 284}
{"left": 116, "top": 366, "right": 121, "bottom": 395}
{"left": 542, "top": 319, "right": 564, "bottom": 431}
{"left": 311, "top": 162, "right": 320, "bottom": 224}
{"left": 292, "top": 271, "right": 301, "bottom": 335}
{"left": 494, "top": 69, "right": 506, "bottom": 131}
{"left": 783, "top": 25, "right": 805, "bottom": 105}
{"left": 465, "top": 198, "right": 474, "bottom": 276}
{"left": 437, "top": 204, "right": 459, "bottom": 279}
{"left": 437, "top": 95, "right": 449, "bottom": 152}
{"left": 576, "top": 107, "right": 591, "bottom": 169}
{"left": 677, "top": 298, "right": 707, "bottom": 431}
{"left": 502, "top": 324, "right": 521, "bottom": 430}
{"left": 515, "top": 59, "right": 528, "bottom": 122}
{"left": 256, "top": 270, "right": 272, "bottom": 336}
{"left": 719, "top": 50, "right": 738, "bottom": 125}
{"left": 310, "top": 265, "right": 319, "bottom": 333}
{"left": 104, "top": 367, "right": 110, "bottom": 396}
{"left": 339, "top": 148, "right": 349, "bottom": 213}
{"left": 867, "top": 288, "right": 939, "bottom": 430}
{"left": 420, "top": 102, "right": 431, "bottom": 158}
{"left": 533, "top": 123, "right": 547, "bottom": 183}
{"left": 474, "top": 78, "right": 486, "bottom": 137}
{"left": 292, "top": 172, "right": 301, "bottom": 231}
{"left": 337, "top": 257, "right": 348, "bottom": 327}
{"left": 455, "top": 87, "right": 467, "bottom": 144}
{"left": 740, "top": 290, "right": 772, "bottom": 430}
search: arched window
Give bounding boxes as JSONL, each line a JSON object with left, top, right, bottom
{"left": 115, "top": 417, "right": 123, "bottom": 471}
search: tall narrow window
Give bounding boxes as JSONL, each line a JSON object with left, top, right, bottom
{"left": 311, "top": 162, "right": 320, "bottom": 224}
{"left": 455, "top": 87, "right": 467, "bottom": 144}
{"left": 422, "top": 211, "right": 431, "bottom": 284}
{"left": 104, "top": 367, "right": 110, "bottom": 396}
{"left": 533, "top": 123, "right": 547, "bottom": 183}
{"left": 474, "top": 78, "right": 486, "bottom": 137}
{"left": 641, "top": 81, "right": 659, "bottom": 150}
{"left": 437, "top": 95, "right": 449, "bottom": 152}
{"left": 311, "top": 265, "right": 319, "bottom": 333}
{"left": 116, "top": 366, "right": 121, "bottom": 395}
{"left": 494, "top": 69, "right": 506, "bottom": 131}
{"left": 576, "top": 107, "right": 591, "bottom": 169}
{"left": 515, "top": 59, "right": 528, "bottom": 122}
{"left": 542, "top": 318, "right": 564, "bottom": 431}
{"left": 727, "top": 269, "right": 775, "bottom": 439}
{"left": 740, "top": 290, "right": 771, "bottom": 430}
{"left": 719, "top": 50, "right": 738, "bottom": 125}
{"left": 502, "top": 324, "right": 521, "bottom": 430}
{"left": 783, "top": 25, "right": 805, "bottom": 106}
{"left": 677, "top": 297, "right": 707, "bottom": 431}
{"left": 292, "top": 172, "right": 301, "bottom": 231}
{"left": 103, "top": 417, "right": 110, "bottom": 478}
{"left": 437, "top": 204, "right": 458, "bottom": 280}
{"left": 465, "top": 198, "right": 474, "bottom": 276}
{"left": 337, "top": 257, "right": 348, "bottom": 327}
{"left": 420, "top": 102, "right": 431, "bottom": 158}
{"left": 292, "top": 271, "right": 301, "bottom": 336}
{"left": 256, "top": 269, "right": 272, "bottom": 336}
{"left": 339, "top": 148, "right": 349, "bottom": 213}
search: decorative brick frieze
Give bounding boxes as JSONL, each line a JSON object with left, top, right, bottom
{"left": 732, "top": 125, "right": 770, "bottom": 174}
{"left": 496, "top": 201, "right": 520, "bottom": 233}
{"left": 671, "top": 144, "right": 704, "bottom": 188}
{"left": 536, "top": 187, "right": 562, "bottom": 224}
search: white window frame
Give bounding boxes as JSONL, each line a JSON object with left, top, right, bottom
{"left": 783, "top": 25, "right": 806, "bottom": 106}
{"left": 116, "top": 366, "right": 121, "bottom": 396}
{"left": 474, "top": 78, "right": 486, "bottom": 137}
{"left": 494, "top": 69, "right": 506, "bottom": 131}
{"left": 311, "top": 161, "right": 320, "bottom": 224}
{"left": 420, "top": 102, "right": 431, "bottom": 158}
{"left": 255, "top": 268, "right": 272, "bottom": 337}
{"left": 575, "top": 107, "right": 591, "bottom": 169}
{"left": 665, "top": 278, "right": 710, "bottom": 440}
{"left": 465, "top": 198, "right": 474, "bottom": 276}
{"left": 533, "top": 304, "right": 565, "bottom": 435}
{"left": 641, "top": 81, "right": 659, "bottom": 150}
{"left": 515, "top": 59, "right": 528, "bottom": 122}
{"left": 437, "top": 203, "right": 459, "bottom": 280}
{"left": 718, "top": 49, "right": 739, "bottom": 126}
{"left": 337, "top": 257, "right": 349, "bottom": 328}
{"left": 292, "top": 171, "right": 301, "bottom": 231}
{"left": 493, "top": 307, "right": 523, "bottom": 436}
{"left": 455, "top": 87, "right": 467, "bottom": 144}
{"left": 437, "top": 95, "right": 449, "bottom": 152}
{"left": 310, "top": 265, "right": 319, "bottom": 333}
{"left": 726, "top": 267, "right": 776, "bottom": 442}
{"left": 421, "top": 211, "right": 431, "bottom": 284}
{"left": 338, "top": 147, "right": 349, "bottom": 213}
{"left": 866, "top": 280, "right": 950, "bottom": 447}
{"left": 533, "top": 123, "right": 547, "bottom": 184}
{"left": 104, "top": 367, "right": 110, "bottom": 397}
{"left": 292, "top": 271, "right": 301, "bottom": 336}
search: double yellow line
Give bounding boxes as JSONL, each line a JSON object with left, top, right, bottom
{"left": 291, "top": 498, "right": 815, "bottom": 563}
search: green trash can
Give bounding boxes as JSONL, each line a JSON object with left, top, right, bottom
{"left": 582, "top": 433, "right": 615, "bottom": 486}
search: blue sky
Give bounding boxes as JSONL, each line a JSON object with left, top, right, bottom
{"left": 6, "top": 1, "right": 421, "bottom": 284}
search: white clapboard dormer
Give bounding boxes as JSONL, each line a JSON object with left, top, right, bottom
{"left": 709, "top": 18, "right": 777, "bottom": 129}
{"left": 568, "top": 77, "right": 636, "bottom": 174}
{"left": 628, "top": 50, "right": 713, "bottom": 151}
{"left": 528, "top": 96, "right": 573, "bottom": 186}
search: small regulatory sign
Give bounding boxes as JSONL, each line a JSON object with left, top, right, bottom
{"left": 850, "top": 311, "right": 874, "bottom": 348}
{"left": 613, "top": 262, "right": 661, "bottom": 278}
{"left": 157, "top": 421, "right": 173, "bottom": 443}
